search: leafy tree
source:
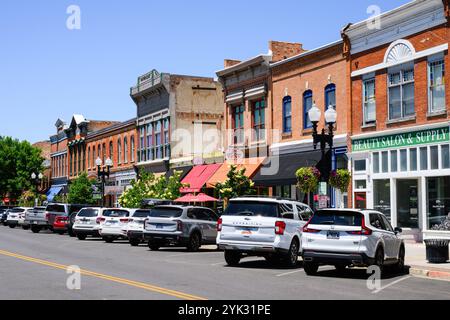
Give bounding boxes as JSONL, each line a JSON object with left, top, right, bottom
{"left": 0, "top": 136, "right": 44, "bottom": 201}
{"left": 67, "top": 173, "right": 95, "bottom": 205}
{"left": 215, "top": 165, "right": 255, "bottom": 207}
{"left": 119, "top": 170, "right": 186, "bottom": 209}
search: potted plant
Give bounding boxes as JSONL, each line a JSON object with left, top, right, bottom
{"left": 425, "top": 215, "right": 450, "bottom": 263}
{"left": 296, "top": 167, "right": 321, "bottom": 194}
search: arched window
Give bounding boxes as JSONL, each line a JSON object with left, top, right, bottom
{"left": 118, "top": 138, "right": 122, "bottom": 165}
{"left": 92, "top": 146, "right": 96, "bottom": 168}
{"left": 109, "top": 141, "right": 114, "bottom": 166}
{"left": 303, "top": 90, "right": 313, "bottom": 129}
{"left": 131, "top": 136, "right": 135, "bottom": 162}
{"left": 87, "top": 147, "right": 91, "bottom": 169}
{"left": 124, "top": 136, "right": 128, "bottom": 163}
{"left": 282, "top": 96, "right": 292, "bottom": 134}
{"left": 325, "top": 84, "right": 336, "bottom": 110}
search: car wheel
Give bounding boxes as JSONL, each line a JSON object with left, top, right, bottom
{"left": 68, "top": 229, "right": 76, "bottom": 237}
{"left": 148, "top": 242, "right": 160, "bottom": 251}
{"left": 395, "top": 246, "right": 405, "bottom": 273}
{"left": 283, "top": 239, "right": 300, "bottom": 268}
{"left": 77, "top": 234, "right": 87, "bottom": 241}
{"left": 129, "top": 239, "right": 140, "bottom": 247}
{"left": 187, "top": 233, "right": 201, "bottom": 252}
{"left": 22, "top": 226, "right": 30, "bottom": 230}
{"left": 103, "top": 236, "right": 114, "bottom": 243}
{"left": 9, "top": 224, "right": 16, "bottom": 229}
{"left": 303, "top": 261, "right": 319, "bottom": 275}
{"left": 31, "top": 225, "right": 41, "bottom": 233}
{"left": 224, "top": 250, "right": 241, "bottom": 266}
{"left": 373, "top": 248, "right": 385, "bottom": 277}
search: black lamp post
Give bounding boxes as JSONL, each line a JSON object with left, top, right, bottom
{"left": 31, "top": 172, "right": 43, "bottom": 206}
{"left": 308, "top": 102, "right": 337, "bottom": 182}
{"left": 96, "top": 157, "right": 113, "bottom": 208}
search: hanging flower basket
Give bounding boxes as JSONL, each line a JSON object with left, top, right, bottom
{"left": 328, "top": 169, "right": 351, "bottom": 193}
{"left": 296, "top": 167, "right": 321, "bottom": 194}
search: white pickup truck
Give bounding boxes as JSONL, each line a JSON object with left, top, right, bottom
{"left": 217, "top": 197, "right": 314, "bottom": 267}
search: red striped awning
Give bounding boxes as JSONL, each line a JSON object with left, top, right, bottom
{"left": 180, "top": 164, "right": 222, "bottom": 193}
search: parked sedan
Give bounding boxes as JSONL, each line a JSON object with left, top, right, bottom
{"left": 99, "top": 208, "right": 135, "bottom": 243}
{"left": 143, "top": 205, "right": 219, "bottom": 252}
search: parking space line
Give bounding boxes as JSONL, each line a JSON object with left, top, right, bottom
{"left": 275, "top": 269, "right": 304, "bottom": 277}
{"left": 372, "top": 276, "right": 412, "bottom": 294}
{"left": 0, "top": 249, "right": 206, "bottom": 300}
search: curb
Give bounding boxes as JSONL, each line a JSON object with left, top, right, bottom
{"left": 409, "top": 266, "right": 450, "bottom": 281}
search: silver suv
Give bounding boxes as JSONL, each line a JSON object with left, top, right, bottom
{"left": 143, "top": 205, "right": 219, "bottom": 252}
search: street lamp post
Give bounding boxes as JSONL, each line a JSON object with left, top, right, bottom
{"left": 308, "top": 103, "right": 337, "bottom": 182}
{"left": 96, "top": 157, "right": 113, "bottom": 208}
{"left": 31, "top": 172, "right": 44, "bottom": 206}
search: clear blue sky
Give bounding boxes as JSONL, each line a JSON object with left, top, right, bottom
{"left": 0, "top": 0, "right": 409, "bottom": 143}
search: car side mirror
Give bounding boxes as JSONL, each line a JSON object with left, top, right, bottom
{"left": 394, "top": 227, "right": 402, "bottom": 234}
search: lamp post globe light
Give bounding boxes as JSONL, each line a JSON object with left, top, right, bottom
{"left": 96, "top": 157, "right": 113, "bottom": 208}
{"left": 31, "top": 172, "right": 43, "bottom": 206}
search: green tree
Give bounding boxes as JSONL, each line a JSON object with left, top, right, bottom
{"left": 0, "top": 136, "right": 44, "bottom": 201}
{"left": 119, "top": 170, "right": 186, "bottom": 209}
{"left": 215, "top": 165, "right": 255, "bottom": 207}
{"left": 67, "top": 173, "right": 95, "bottom": 205}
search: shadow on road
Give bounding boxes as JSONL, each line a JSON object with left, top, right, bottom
{"left": 226, "top": 258, "right": 304, "bottom": 270}
{"left": 308, "top": 266, "right": 411, "bottom": 281}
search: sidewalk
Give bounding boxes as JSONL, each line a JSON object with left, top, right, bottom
{"left": 405, "top": 242, "right": 450, "bottom": 281}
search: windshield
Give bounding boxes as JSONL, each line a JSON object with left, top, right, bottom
{"left": 310, "top": 210, "right": 362, "bottom": 226}
{"left": 223, "top": 201, "right": 279, "bottom": 217}
{"left": 10, "top": 208, "right": 25, "bottom": 213}
{"left": 46, "top": 205, "right": 65, "bottom": 213}
{"left": 34, "top": 207, "right": 46, "bottom": 211}
{"left": 149, "top": 207, "right": 183, "bottom": 218}
{"left": 133, "top": 210, "right": 151, "bottom": 218}
{"left": 78, "top": 209, "right": 99, "bottom": 217}
{"left": 103, "top": 209, "right": 129, "bottom": 217}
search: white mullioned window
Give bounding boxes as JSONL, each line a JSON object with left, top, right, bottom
{"left": 363, "top": 78, "right": 376, "bottom": 124}
{"left": 428, "top": 57, "right": 445, "bottom": 113}
{"left": 388, "top": 66, "right": 415, "bottom": 120}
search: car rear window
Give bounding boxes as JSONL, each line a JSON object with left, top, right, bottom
{"left": 78, "top": 209, "right": 99, "bottom": 217}
{"left": 133, "top": 210, "right": 151, "bottom": 218}
{"left": 103, "top": 209, "right": 129, "bottom": 217}
{"left": 46, "top": 205, "right": 65, "bottom": 213}
{"left": 310, "top": 210, "right": 362, "bottom": 226}
{"left": 10, "top": 208, "right": 25, "bottom": 213}
{"left": 149, "top": 207, "right": 183, "bottom": 218}
{"left": 223, "top": 201, "right": 279, "bottom": 217}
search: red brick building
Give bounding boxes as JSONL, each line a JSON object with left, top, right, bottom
{"left": 343, "top": 0, "right": 450, "bottom": 240}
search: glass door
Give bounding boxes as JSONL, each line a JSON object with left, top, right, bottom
{"left": 396, "top": 179, "right": 419, "bottom": 228}
{"left": 354, "top": 192, "right": 367, "bottom": 209}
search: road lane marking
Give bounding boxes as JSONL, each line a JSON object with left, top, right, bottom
{"left": 372, "top": 275, "right": 412, "bottom": 294}
{"left": 276, "top": 269, "right": 304, "bottom": 277}
{"left": 0, "top": 249, "right": 206, "bottom": 300}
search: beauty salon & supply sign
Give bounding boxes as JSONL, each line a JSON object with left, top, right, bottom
{"left": 352, "top": 126, "right": 450, "bottom": 152}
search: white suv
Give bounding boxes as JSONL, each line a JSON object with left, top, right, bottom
{"left": 99, "top": 208, "right": 135, "bottom": 243}
{"left": 301, "top": 209, "right": 405, "bottom": 276}
{"left": 217, "top": 197, "right": 313, "bottom": 267}
{"left": 72, "top": 207, "right": 104, "bottom": 240}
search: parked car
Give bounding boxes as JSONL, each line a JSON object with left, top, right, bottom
{"left": 216, "top": 197, "right": 313, "bottom": 267}
{"left": 123, "top": 209, "right": 152, "bottom": 246}
{"left": 0, "top": 207, "right": 13, "bottom": 226}
{"left": 99, "top": 208, "right": 135, "bottom": 243}
{"left": 72, "top": 207, "right": 104, "bottom": 240}
{"left": 301, "top": 209, "right": 405, "bottom": 276}
{"left": 22, "top": 207, "right": 45, "bottom": 230}
{"left": 143, "top": 205, "right": 219, "bottom": 252}
{"left": 6, "top": 207, "right": 31, "bottom": 228}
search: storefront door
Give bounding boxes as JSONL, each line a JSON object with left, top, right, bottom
{"left": 396, "top": 179, "right": 419, "bottom": 229}
{"left": 354, "top": 192, "right": 367, "bottom": 209}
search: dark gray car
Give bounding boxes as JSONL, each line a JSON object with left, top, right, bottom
{"left": 143, "top": 205, "right": 219, "bottom": 252}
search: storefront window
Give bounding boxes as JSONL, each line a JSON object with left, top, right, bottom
{"left": 427, "top": 176, "right": 450, "bottom": 230}
{"left": 420, "top": 147, "right": 428, "bottom": 170}
{"left": 373, "top": 153, "right": 380, "bottom": 173}
{"left": 430, "top": 146, "right": 439, "bottom": 170}
{"left": 381, "top": 151, "right": 388, "bottom": 173}
{"left": 397, "top": 179, "right": 419, "bottom": 228}
{"left": 400, "top": 149, "right": 407, "bottom": 171}
{"left": 373, "top": 179, "right": 391, "bottom": 221}
{"left": 390, "top": 150, "right": 398, "bottom": 172}
{"left": 354, "top": 160, "right": 366, "bottom": 172}
{"left": 410, "top": 148, "right": 417, "bottom": 171}
{"left": 355, "top": 180, "right": 366, "bottom": 190}
{"left": 442, "top": 145, "right": 450, "bottom": 169}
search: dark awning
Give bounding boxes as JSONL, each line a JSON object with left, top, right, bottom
{"left": 165, "top": 166, "right": 193, "bottom": 181}
{"left": 252, "top": 150, "right": 322, "bottom": 186}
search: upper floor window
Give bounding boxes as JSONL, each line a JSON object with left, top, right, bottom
{"left": 146, "top": 123, "right": 153, "bottom": 161}
{"left": 303, "top": 90, "right": 313, "bottom": 129}
{"left": 325, "top": 84, "right": 336, "bottom": 110}
{"left": 87, "top": 147, "right": 91, "bottom": 169}
{"left": 282, "top": 96, "right": 292, "bottom": 134}
{"left": 124, "top": 137, "right": 128, "bottom": 163}
{"left": 252, "top": 99, "right": 265, "bottom": 141}
{"left": 131, "top": 136, "right": 135, "bottom": 162}
{"left": 109, "top": 141, "right": 113, "bottom": 166}
{"left": 163, "top": 118, "right": 170, "bottom": 158}
{"left": 232, "top": 104, "right": 244, "bottom": 144}
{"left": 428, "top": 58, "right": 445, "bottom": 113}
{"left": 118, "top": 139, "right": 122, "bottom": 164}
{"left": 388, "top": 66, "right": 415, "bottom": 120}
{"left": 363, "top": 78, "right": 376, "bottom": 125}
{"left": 155, "top": 121, "right": 163, "bottom": 159}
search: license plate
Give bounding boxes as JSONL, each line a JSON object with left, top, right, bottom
{"left": 156, "top": 224, "right": 163, "bottom": 229}
{"left": 241, "top": 230, "right": 252, "bottom": 235}
{"left": 33, "top": 221, "right": 38, "bottom": 225}
{"left": 327, "top": 231, "right": 340, "bottom": 240}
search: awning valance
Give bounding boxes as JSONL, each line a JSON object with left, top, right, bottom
{"left": 46, "top": 186, "right": 63, "bottom": 202}
{"left": 180, "top": 164, "right": 222, "bottom": 193}
{"left": 206, "top": 157, "right": 265, "bottom": 188}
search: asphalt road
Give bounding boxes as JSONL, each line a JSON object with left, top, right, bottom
{"left": 0, "top": 226, "right": 449, "bottom": 300}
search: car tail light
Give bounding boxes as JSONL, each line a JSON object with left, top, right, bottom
{"left": 120, "top": 218, "right": 129, "bottom": 223}
{"left": 348, "top": 216, "right": 373, "bottom": 236}
{"left": 96, "top": 217, "right": 105, "bottom": 224}
{"left": 217, "top": 218, "right": 222, "bottom": 232}
{"left": 176, "top": 220, "right": 183, "bottom": 232}
{"left": 302, "top": 217, "right": 321, "bottom": 233}
{"left": 275, "top": 221, "right": 286, "bottom": 235}
{"left": 45, "top": 213, "right": 50, "bottom": 221}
